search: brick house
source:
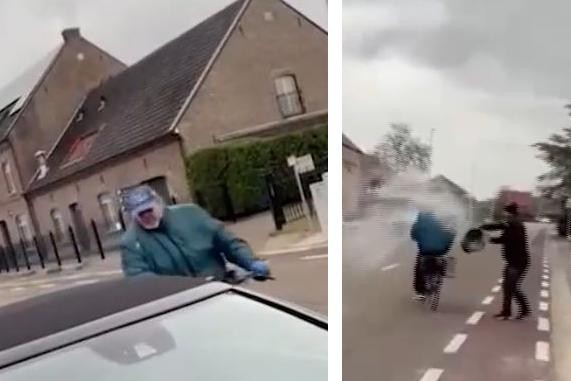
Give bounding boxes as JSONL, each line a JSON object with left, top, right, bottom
{"left": 0, "top": 30, "right": 125, "bottom": 251}
{"left": 23, "top": 0, "right": 327, "bottom": 249}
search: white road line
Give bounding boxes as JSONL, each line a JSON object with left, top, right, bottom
{"left": 536, "top": 341, "right": 550, "bottom": 362}
{"left": 541, "top": 290, "right": 550, "bottom": 298}
{"left": 9, "top": 287, "right": 25, "bottom": 292}
{"left": 466, "top": 311, "right": 485, "bottom": 325}
{"left": 444, "top": 334, "right": 468, "bottom": 354}
{"left": 73, "top": 279, "right": 100, "bottom": 286}
{"left": 542, "top": 281, "right": 550, "bottom": 288}
{"left": 94, "top": 270, "right": 123, "bottom": 276}
{"left": 538, "top": 317, "right": 550, "bottom": 332}
{"left": 301, "top": 254, "right": 328, "bottom": 261}
{"left": 381, "top": 263, "right": 400, "bottom": 271}
{"left": 498, "top": 278, "right": 503, "bottom": 284}
{"left": 482, "top": 296, "right": 494, "bottom": 305}
{"left": 539, "top": 301, "right": 549, "bottom": 312}
{"left": 542, "top": 274, "right": 550, "bottom": 280}
{"left": 419, "top": 368, "right": 444, "bottom": 381}
{"left": 543, "top": 269, "right": 549, "bottom": 274}
{"left": 38, "top": 283, "right": 55, "bottom": 289}
{"left": 492, "top": 285, "right": 501, "bottom": 293}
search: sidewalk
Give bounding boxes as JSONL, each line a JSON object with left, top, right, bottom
{"left": 547, "top": 231, "right": 571, "bottom": 381}
{"left": 258, "top": 230, "right": 327, "bottom": 256}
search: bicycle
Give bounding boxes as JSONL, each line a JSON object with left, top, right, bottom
{"left": 420, "top": 256, "right": 450, "bottom": 311}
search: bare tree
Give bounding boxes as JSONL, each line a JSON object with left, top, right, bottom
{"left": 374, "top": 123, "right": 432, "bottom": 174}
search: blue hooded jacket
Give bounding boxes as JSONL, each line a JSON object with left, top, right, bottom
{"left": 410, "top": 212, "right": 456, "bottom": 256}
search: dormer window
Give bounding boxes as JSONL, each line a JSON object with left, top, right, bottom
{"left": 61, "top": 133, "right": 98, "bottom": 167}
{"left": 98, "top": 96, "right": 107, "bottom": 111}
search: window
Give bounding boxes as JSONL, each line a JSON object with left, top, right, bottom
{"left": 50, "top": 209, "right": 66, "bottom": 241}
{"left": 98, "top": 193, "right": 120, "bottom": 231}
{"left": 14, "top": 215, "right": 33, "bottom": 248}
{"left": 274, "top": 74, "right": 304, "bottom": 118}
{"left": 2, "top": 162, "right": 16, "bottom": 195}
{"left": 62, "top": 133, "right": 98, "bottom": 166}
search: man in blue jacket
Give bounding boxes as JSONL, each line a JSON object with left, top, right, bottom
{"left": 120, "top": 185, "right": 270, "bottom": 280}
{"left": 410, "top": 210, "right": 456, "bottom": 299}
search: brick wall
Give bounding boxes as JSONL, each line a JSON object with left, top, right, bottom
{"left": 178, "top": 0, "right": 327, "bottom": 153}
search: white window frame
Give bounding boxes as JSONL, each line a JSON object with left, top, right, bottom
{"left": 98, "top": 193, "right": 120, "bottom": 231}
{"left": 274, "top": 74, "right": 304, "bottom": 118}
{"left": 50, "top": 209, "right": 66, "bottom": 242}
{"left": 14, "top": 215, "right": 33, "bottom": 248}
{"left": 2, "top": 162, "right": 16, "bottom": 195}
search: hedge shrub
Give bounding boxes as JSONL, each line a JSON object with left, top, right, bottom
{"left": 186, "top": 126, "right": 328, "bottom": 219}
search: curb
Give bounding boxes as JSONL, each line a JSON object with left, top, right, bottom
{"left": 258, "top": 243, "right": 328, "bottom": 257}
{"left": 44, "top": 263, "right": 86, "bottom": 275}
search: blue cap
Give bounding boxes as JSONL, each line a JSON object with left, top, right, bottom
{"left": 121, "top": 185, "right": 158, "bottom": 214}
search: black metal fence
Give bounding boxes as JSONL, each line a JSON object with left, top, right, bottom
{"left": 0, "top": 216, "right": 127, "bottom": 275}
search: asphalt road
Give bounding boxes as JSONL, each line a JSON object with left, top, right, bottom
{"left": 344, "top": 216, "right": 553, "bottom": 381}
{"left": 0, "top": 251, "right": 328, "bottom": 315}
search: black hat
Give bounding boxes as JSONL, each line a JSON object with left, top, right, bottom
{"left": 504, "top": 202, "right": 519, "bottom": 215}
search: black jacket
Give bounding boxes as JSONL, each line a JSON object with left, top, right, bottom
{"left": 481, "top": 220, "right": 530, "bottom": 268}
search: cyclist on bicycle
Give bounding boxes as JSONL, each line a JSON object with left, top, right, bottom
{"left": 410, "top": 209, "right": 456, "bottom": 300}
{"left": 119, "top": 185, "right": 270, "bottom": 280}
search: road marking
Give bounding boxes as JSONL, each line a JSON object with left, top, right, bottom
{"left": 95, "top": 270, "right": 123, "bottom": 276}
{"left": 444, "top": 333, "right": 468, "bottom": 354}
{"left": 539, "top": 301, "right": 549, "bottom": 312}
{"left": 38, "top": 283, "right": 55, "bottom": 289}
{"left": 9, "top": 287, "right": 25, "bottom": 292}
{"left": 381, "top": 263, "right": 400, "bottom": 271}
{"left": 73, "top": 279, "right": 100, "bottom": 286}
{"left": 482, "top": 296, "right": 494, "bottom": 305}
{"left": 466, "top": 311, "right": 485, "bottom": 325}
{"left": 542, "top": 281, "right": 550, "bottom": 288}
{"left": 301, "top": 254, "right": 328, "bottom": 261}
{"left": 538, "top": 317, "right": 550, "bottom": 332}
{"left": 61, "top": 274, "right": 86, "bottom": 281}
{"left": 543, "top": 269, "right": 549, "bottom": 274}
{"left": 541, "top": 290, "right": 550, "bottom": 298}
{"left": 419, "top": 368, "right": 444, "bottom": 381}
{"left": 498, "top": 278, "right": 503, "bottom": 284}
{"left": 542, "top": 274, "right": 550, "bottom": 280}
{"left": 538, "top": 316, "right": 551, "bottom": 331}
{"left": 536, "top": 341, "right": 550, "bottom": 362}
{"left": 492, "top": 285, "right": 501, "bottom": 293}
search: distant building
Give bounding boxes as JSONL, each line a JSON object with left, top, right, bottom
{"left": 495, "top": 189, "right": 534, "bottom": 220}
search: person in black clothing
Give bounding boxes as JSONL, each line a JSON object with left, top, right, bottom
{"left": 480, "top": 202, "right": 531, "bottom": 320}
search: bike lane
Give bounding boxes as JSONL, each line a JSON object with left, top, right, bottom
{"left": 424, "top": 226, "right": 551, "bottom": 381}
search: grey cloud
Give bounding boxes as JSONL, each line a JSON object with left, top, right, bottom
{"left": 345, "top": 0, "right": 571, "bottom": 98}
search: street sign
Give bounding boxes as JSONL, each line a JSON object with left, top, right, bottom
{"left": 287, "top": 155, "right": 296, "bottom": 167}
{"left": 296, "top": 154, "right": 315, "bottom": 174}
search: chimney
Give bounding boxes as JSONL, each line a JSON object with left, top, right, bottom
{"left": 35, "top": 151, "right": 49, "bottom": 180}
{"left": 62, "top": 28, "right": 80, "bottom": 42}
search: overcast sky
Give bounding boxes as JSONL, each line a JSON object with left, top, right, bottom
{"left": 343, "top": 0, "right": 571, "bottom": 199}
{"left": 0, "top": 0, "right": 326, "bottom": 96}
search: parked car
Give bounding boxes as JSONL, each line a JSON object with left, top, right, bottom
{"left": 0, "top": 276, "right": 327, "bottom": 380}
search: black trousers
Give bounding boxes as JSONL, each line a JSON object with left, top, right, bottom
{"left": 414, "top": 255, "right": 445, "bottom": 294}
{"left": 501, "top": 265, "right": 530, "bottom": 316}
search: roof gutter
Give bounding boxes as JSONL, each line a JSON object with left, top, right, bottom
{"left": 167, "top": 0, "right": 251, "bottom": 134}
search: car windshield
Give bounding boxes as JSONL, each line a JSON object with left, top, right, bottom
{"left": 1, "top": 293, "right": 327, "bottom": 381}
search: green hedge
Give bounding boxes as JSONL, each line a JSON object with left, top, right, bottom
{"left": 186, "top": 126, "right": 328, "bottom": 219}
